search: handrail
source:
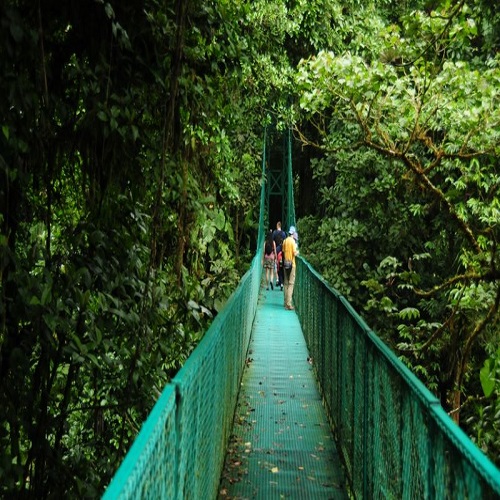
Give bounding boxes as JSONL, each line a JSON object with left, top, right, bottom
{"left": 102, "top": 130, "right": 268, "bottom": 499}
{"left": 102, "top": 250, "right": 263, "bottom": 499}
{"left": 295, "top": 256, "right": 500, "bottom": 498}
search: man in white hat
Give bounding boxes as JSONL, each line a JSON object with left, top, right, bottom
{"left": 281, "top": 226, "right": 299, "bottom": 310}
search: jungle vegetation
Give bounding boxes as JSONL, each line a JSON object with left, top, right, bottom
{"left": 0, "top": 0, "right": 499, "bottom": 496}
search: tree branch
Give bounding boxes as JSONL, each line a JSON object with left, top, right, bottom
{"left": 359, "top": 131, "right": 482, "bottom": 253}
{"left": 459, "top": 286, "right": 500, "bottom": 385}
{"left": 413, "top": 269, "right": 500, "bottom": 298}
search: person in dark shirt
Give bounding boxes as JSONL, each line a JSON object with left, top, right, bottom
{"left": 272, "top": 221, "right": 287, "bottom": 289}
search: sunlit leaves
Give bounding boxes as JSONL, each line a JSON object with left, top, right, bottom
{"left": 295, "top": 1, "right": 500, "bottom": 458}
{"left": 480, "top": 352, "right": 500, "bottom": 398}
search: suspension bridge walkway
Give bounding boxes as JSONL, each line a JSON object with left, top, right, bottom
{"left": 102, "top": 131, "right": 500, "bottom": 499}
{"left": 218, "top": 284, "right": 347, "bottom": 498}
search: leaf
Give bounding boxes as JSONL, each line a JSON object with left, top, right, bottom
{"left": 188, "top": 299, "right": 200, "bottom": 310}
{"left": 131, "top": 125, "right": 139, "bottom": 141}
{"left": 104, "top": 2, "right": 115, "bottom": 19}
{"left": 214, "top": 210, "right": 226, "bottom": 230}
{"left": 41, "top": 284, "right": 52, "bottom": 306}
{"left": 480, "top": 361, "right": 496, "bottom": 398}
{"left": 109, "top": 308, "right": 129, "bottom": 320}
{"left": 43, "top": 314, "right": 57, "bottom": 332}
{"left": 87, "top": 353, "right": 100, "bottom": 367}
{"left": 399, "top": 307, "right": 420, "bottom": 320}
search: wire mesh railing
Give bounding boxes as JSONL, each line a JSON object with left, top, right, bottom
{"left": 102, "top": 133, "right": 268, "bottom": 499}
{"left": 102, "top": 254, "right": 262, "bottom": 499}
{"left": 294, "top": 257, "right": 500, "bottom": 499}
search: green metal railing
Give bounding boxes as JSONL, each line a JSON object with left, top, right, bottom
{"left": 285, "top": 128, "right": 296, "bottom": 230}
{"left": 103, "top": 257, "right": 261, "bottom": 498}
{"left": 103, "top": 125, "right": 500, "bottom": 498}
{"left": 295, "top": 257, "right": 500, "bottom": 499}
{"left": 102, "top": 133, "right": 268, "bottom": 499}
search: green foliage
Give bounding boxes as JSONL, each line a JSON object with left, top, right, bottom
{"left": 2, "top": 0, "right": 500, "bottom": 493}
{"left": 480, "top": 354, "right": 498, "bottom": 398}
{"left": 468, "top": 346, "right": 500, "bottom": 465}
{"left": 294, "top": 0, "right": 500, "bottom": 463}
{"left": 0, "top": 0, "right": 280, "bottom": 495}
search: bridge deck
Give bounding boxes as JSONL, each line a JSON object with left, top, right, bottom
{"left": 219, "top": 281, "right": 348, "bottom": 499}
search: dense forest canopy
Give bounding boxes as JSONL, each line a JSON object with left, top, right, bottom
{"left": 0, "top": 0, "right": 499, "bottom": 496}
{"left": 294, "top": 0, "right": 500, "bottom": 466}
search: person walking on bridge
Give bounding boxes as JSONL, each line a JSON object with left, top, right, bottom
{"left": 282, "top": 226, "right": 299, "bottom": 310}
{"left": 272, "top": 221, "right": 286, "bottom": 289}
{"left": 262, "top": 230, "right": 276, "bottom": 290}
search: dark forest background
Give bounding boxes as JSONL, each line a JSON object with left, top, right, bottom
{"left": 1, "top": 0, "right": 499, "bottom": 496}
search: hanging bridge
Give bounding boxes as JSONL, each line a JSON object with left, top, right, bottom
{"left": 102, "top": 131, "right": 500, "bottom": 499}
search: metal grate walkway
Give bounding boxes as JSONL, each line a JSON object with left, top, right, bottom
{"left": 219, "top": 282, "right": 348, "bottom": 499}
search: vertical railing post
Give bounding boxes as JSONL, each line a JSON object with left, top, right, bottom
{"left": 286, "top": 127, "right": 295, "bottom": 230}
{"left": 362, "top": 337, "right": 369, "bottom": 499}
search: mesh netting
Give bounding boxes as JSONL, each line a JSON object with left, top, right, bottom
{"left": 295, "top": 258, "right": 500, "bottom": 499}
{"left": 102, "top": 132, "right": 268, "bottom": 499}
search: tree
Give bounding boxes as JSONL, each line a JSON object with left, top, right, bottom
{"left": 294, "top": 0, "right": 500, "bottom": 462}
{"left": 0, "top": 0, "right": 279, "bottom": 495}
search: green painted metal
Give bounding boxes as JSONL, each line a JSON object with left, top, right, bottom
{"left": 285, "top": 128, "right": 296, "bottom": 230}
{"left": 294, "top": 258, "right": 500, "bottom": 499}
{"left": 264, "top": 126, "right": 295, "bottom": 232}
{"left": 219, "top": 283, "right": 348, "bottom": 498}
{"left": 102, "top": 130, "right": 268, "bottom": 499}
{"left": 103, "top": 125, "right": 500, "bottom": 499}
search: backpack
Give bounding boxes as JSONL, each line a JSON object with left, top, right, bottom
{"left": 282, "top": 237, "right": 294, "bottom": 270}
{"left": 273, "top": 229, "right": 286, "bottom": 249}
{"left": 265, "top": 241, "right": 273, "bottom": 255}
